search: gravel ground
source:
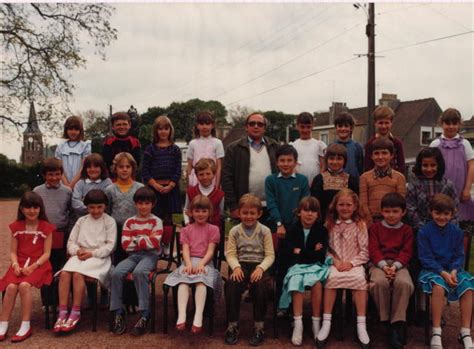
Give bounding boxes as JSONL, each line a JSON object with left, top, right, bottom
{"left": 0, "top": 199, "right": 471, "bottom": 348}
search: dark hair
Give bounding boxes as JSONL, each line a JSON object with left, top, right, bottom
{"left": 325, "top": 143, "right": 347, "bottom": 167}
{"left": 439, "top": 108, "right": 462, "bottom": 125}
{"left": 134, "top": 187, "right": 156, "bottom": 204}
{"left": 194, "top": 111, "right": 216, "bottom": 137}
{"left": 81, "top": 153, "right": 109, "bottom": 180}
{"left": 63, "top": 116, "right": 85, "bottom": 140}
{"left": 297, "top": 196, "right": 321, "bottom": 218}
{"left": 296, "top": 112, "right": 313, "bottom": 125}
{"left": 430, "top": 193, "right": 455, "bottom": 214}
{"left": 189, "top": 195, "right": 213, "bottom": 222}
{"left": 373, "top": 106, "right": 395, "bottom": 122}
{"left": 381, "top": 192, "right": 406, "bottom": 210}
{"left": 83, "top": 189, "right": 109, "bottom": 206}
{"left": 110, "top": 112, "right": 130, "bottom": 125}
{"left": 152, "top": 115, "right": 175, "bottom": 144}
{"left": 42, "top": 157, "right": 63, "bottom": 175}
{"left": 371, "top": 137, "right": 395, "bottom": 155}
{"left": 17, "top": 192, "right": 48, "bottom": 221}
{"left": 334, "top": 112, "right": 355, "bottom": 128}
{"left": 245, "top": 112, "right": 268, "bottom": 126}
{"left": 276, "top": 144, "right": 298, "bottom": 161}
{"left": 412, "top": 147, "right": 445, "bottom": 180}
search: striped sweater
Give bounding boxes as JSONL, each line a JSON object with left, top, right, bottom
{"left": 121, "top": 214, "right": 163, "bottom": 253}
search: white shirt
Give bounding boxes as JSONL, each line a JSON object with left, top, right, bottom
{"left": 291, "top": 138, "right": 327, "bottom": 184}
{"left": 430, "top": 134, "right": 474, "bottom": 161}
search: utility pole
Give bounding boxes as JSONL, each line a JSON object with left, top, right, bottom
{"left": 367, "top": 3, "right": 376, "bottom": 141}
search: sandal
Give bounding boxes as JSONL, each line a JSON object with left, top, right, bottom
{"left": 61, "top": 317, "right": 80, "bottom": 333}
{"left": 53, "top": 318, "right": 66, "bottom": 333}
{"left": 430, "top": 333, "right": 443, "bottom": 349}
{"left": 458, "top": 333, "right": 474, "bottom": 349}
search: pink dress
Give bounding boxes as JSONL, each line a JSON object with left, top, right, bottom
{"left": 325, "top": 220, "right": 369, "bottom": 290}
{"left": 187, "top": 136, "right": 224, "bottom": 187}
{"left": 0, "top": 220, "right": 54, "bottom": 290}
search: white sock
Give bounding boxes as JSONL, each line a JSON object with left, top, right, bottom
{"left": 312, "top": 316, "right": 321, "bottom": 339}
{"left": 0, "top": 321, "right": 8, "bottom": 336}
{"left": 291, "top": 315, "right": 303, "bottom": 346}
{"left": 431, "top": 327, "right": 442, "bottom": 347}
{"left": 317, "top": 313, "right": 332, "bottom": 341}
{"left": 177, "top": 284, "right": 190, "bottom": 325}
{"left": 192, "top": 284, "right": 206, "bottom": 328}
{"left": 356, "top": 316, "right": 370, "bottom": 345}
{"left": 15, "top": 321, "right": 30, "bottom": 337}
{"left": 460, "top": 328, "right": 473, "bottom": 348}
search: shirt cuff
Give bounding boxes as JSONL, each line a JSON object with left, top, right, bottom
{"left": 393, "top": 261, "right": 403, "bottom": 270}
{"left": 377, "top": 260, "right": 388, "bottom": 269}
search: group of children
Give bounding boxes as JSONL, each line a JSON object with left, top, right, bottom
{"left": 0, "top": 105, "right": 472, "bottom": 349}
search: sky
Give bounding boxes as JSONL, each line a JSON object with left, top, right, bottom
{"left": 1, "top": 2, "right": 473, "bottom": 161}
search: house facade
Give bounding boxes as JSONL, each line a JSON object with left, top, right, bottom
{"left": 312, "top": 93, "right": 443, "bottom": 163}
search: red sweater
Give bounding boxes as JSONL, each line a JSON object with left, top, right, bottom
{"left": 187, "top": 185, "right": 224, "bottom": 229}
{"left": 368, "top": 221, "right": 413, "bottom": 266}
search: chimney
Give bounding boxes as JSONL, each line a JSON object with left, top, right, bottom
{"left": 379, "top": 93, "right": 400, "bottom": 111}
{"left": 329, "top": 102, "right": 349, "bottom": 125}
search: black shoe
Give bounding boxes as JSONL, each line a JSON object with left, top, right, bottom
{"left": 249, "top": 328, "right": 265, "bottom": 346}
{"left": 357, "top": 338, "right": 370, "bottom": 349}
{"left": 414, "top": 310, "right": 425, "bottom": 327}
{"left": 315, "top": 337, "right": 328, "bottom": 348}
{"left": 389, "top": 325, "right": 404, "bottom": 349}
{"left": 112, "top": 313, "right": 126, "bottom": 335}
{"left": 224, "top": 325, "right": 239, "bottom": 345}
{"left": 131, "top": 316, "right": 149, "bottom": 336}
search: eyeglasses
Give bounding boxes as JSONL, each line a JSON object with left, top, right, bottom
{"left": 247, "top": 121, "right": 265, "bottom": 128}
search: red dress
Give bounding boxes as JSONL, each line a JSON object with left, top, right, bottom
{"left": 0, "top": 220, "right": 55, "bottom": 290}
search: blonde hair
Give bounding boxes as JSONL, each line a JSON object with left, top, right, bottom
{"left": 112, "top": 152, "right": 137, "bottom": 175}
{"left": 325, "top": 188, "right": 363, "bottom": 231}
{"left": 152, "top": 115, "right": 175, "bottom": 144}
{"left": 194, "top": 158, "right": 216, "bottom": 174}
{"left": 238, "top": 193, "right": 262, "bottom": 211}
{"left": 373, "top": 106, "right": 395, "bottom": 122}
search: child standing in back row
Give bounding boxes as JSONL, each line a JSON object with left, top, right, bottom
{"left": 186, "top": 111, "right": 225, "bottom": 188}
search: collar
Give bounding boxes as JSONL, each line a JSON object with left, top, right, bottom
{"left": 376, "top": 132, "right": 394, "bottom": 139}
{"left": 336, "top": 138, "right": 353, "bottom": 144}
{"left": 440, "top": 134, "right": 461, "bottom": 140}
{"left": 277, "top": 172, "right": 296, "bottom": 178}
{"left": 247, "top": 136, "right": 265, "bottom": 145}
{"left": 381, "top": 220, "right": 404, "bottom": 229}
{"left": 85, "top": 178, "right": 102, "bottom": 184}
{"left": 374, "top": 166, "right": 392, "bottom": 179}
{"left": 198, "top": 183, "right": 215, "bottom": 192}
{"left": 327, "top": 168, "right": 344, "bottom": 176}
{"left": 336, "top": 219, "right": 353, "bottom": 224}
{"left": 45, "top": 183, "right": 61, "bottom": 189}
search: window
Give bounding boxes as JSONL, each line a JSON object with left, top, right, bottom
{"left": 434, "top": 127, "right": 443, "bottom": 139}
{"left": 320, "top": 131, "right": 329, "bottom": 144}
{"left": 420, "top": 126, "right": 433, "bottom": 146}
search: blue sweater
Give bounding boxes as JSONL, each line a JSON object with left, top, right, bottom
{"left": 417, "top": 221, "right": 464, "bottom": 274}
{"left": 265, "top": 173, "right": 310, "bottom": 227}
{"left": 334, "top": 139, "right": 364, "bottom": 181}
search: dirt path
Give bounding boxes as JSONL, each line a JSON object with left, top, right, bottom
{"left": 0, "top": 200, "right": 469, "bottom": 348}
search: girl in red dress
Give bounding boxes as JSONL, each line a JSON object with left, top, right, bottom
{"left": 0, "top": 192, "right": 54, "bottom": 343}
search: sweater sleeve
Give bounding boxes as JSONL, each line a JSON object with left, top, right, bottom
{"left": 257, "top": 229, "right": 276, "bottom": 271}
{"left": 170, "top": 146, "right": 182, "bottom": 183}
{"left": 395, "top": 139, "right": 405, "bottom": 174}
{"left": 405, "top": 181, "right": 422, "bottom": 230}
{"left": 359, "top": 174, "right": 372, "bottom": 225}
{"left": 102, "top": 138, "right": 114, "bottom": 172}
{"left": 396, "top": 173, "right": 407, "bottom": 197}
{"left": 121, "top": 218, "right": 134, "bottom": 252}
{"left": 417, "top": 225, "right": 444, "bottom": 274}
{"left": 225, "top": 228, "right": 240, "bottom": 271}
{"left": 222, "top": 144, "right": 238, "bottom": 211}
{"left": 299, "top": 225, "right": 328, "bottom": 263}
{"left": 137, "top": 218, "right": 163, "bottom": 251}
{"left": 310, "top": 174, "right": 324, "bottom": 201}
{"left": 356, "top": 142, "right": 364, "bottom": 175}
{"left": 449, "top": 226, "right": 465, "bottom": 272}
{"left": 368, "top": 224, "right": 385, "bottom": 265}
{"left": 445, "top": 180, "right": 460, "bottom": 226}
{"left": 265, "top": 175, "right": 281, "bottom": 224}
{"left": 131, "top": 139, "right": 141, "bottom": 168}
{"left": 364, "top": 142, "right": 373, "bottom": 172}
{"left": 67, "top": 219, "right": 81, "bottom": 256}
{"left": 141, "top": 146, "right": 153, "bottom": 184}
{"left": 395, "top": 225, "right": 414, "bottom": 266}
{"left": 92, "top": 217, "right": 117, "bottom": 258}
{"left": 71, "top": 181, "right": 88, "bottom": 216}
{"left": 350, "top": 223, "right": 369, "bottom": 267}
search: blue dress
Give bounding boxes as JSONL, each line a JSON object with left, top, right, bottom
{"left": 418, "top": 221, "right": 474, "bottom": 302}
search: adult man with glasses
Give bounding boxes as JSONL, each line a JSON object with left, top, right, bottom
{"left": 222, "top": 112, "right": 279, "bottom": 222}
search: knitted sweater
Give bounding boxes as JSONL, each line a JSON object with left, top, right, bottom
{"left": 364, "top": 135, "right": 405, "bottom": 174}
{"left": 265, "top": 173, "right": 310, "bottom": 226}
{"left": 334, "top": 139, "right": 364, "bottom": 181}
{"left": 104, "top": 181, "right": 144, "bottom": 226}
{"left": 359, "top": 169, "right": 406, "bottom": 226}
{"left": 121, "top": 214, "right": 163, "bottom": 253}
{"left": 72, "top": 178, "right": 113, "bottom": 216}
{"left": 225, "top": 222, "right": 275, "bottom": 271}
{"left": 33, "top": 184, "right": 72, "bottom": 231}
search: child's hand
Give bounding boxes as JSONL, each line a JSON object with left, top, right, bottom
{"left": 338, "top": 261, "right": 353, "bottom": 272}
{"left": 21, "top": 265, "right": 35, "bottom": 276}
{"left": 13, "top": 265, "right": 21, "bottom": 276}
{"left": 293, "top": 248, "right": 301, "bottom": 255}
{"left": 461, "top": 189, "right": 471, "bottom": 203}
{"left": 182, "top": 265, "right": 193, "bottom": 275}
{"left": 78, "top": 250, "right": 93, "bottom": 260}
{"left": 230, "top": 267, "right": 244, "bottom": 282}
{"left": 450, "top": 270, "right": 458, "bottom": 284}
{"left": 315, "top": 243, "right": 323, "bottom": 251}
{"left": 160, "top": 185, "right": 173, "bottom": 194}
{"left": 276, "top": 225, "right": 286, "bottom": 238}
{"left": 250, "top": 267, "right": 264, "bottom": 283}
{"left": 441, "top": 271, "right": 457, "bottom": 287}
{"left": 193, "top": 264, "right": 206, "bottom": 275}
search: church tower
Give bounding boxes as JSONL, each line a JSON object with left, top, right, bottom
{"left": 21, "top": 102, "right": 44, "bottom": 165}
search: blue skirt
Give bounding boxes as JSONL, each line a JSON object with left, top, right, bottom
{"left": 278, "top": 257, "right": 332, "bottom": 309}
{"left": 418, "top": 269, "right": 474, "bottom": 302}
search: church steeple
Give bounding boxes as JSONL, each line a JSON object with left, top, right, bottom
{"left": 21, "top": 101, "right": 44, "bottom": 165}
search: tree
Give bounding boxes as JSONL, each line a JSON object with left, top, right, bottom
{"left": 263, "top": 110, "right": 297, "bottom": 143}
{"left": 82, "top": 109, "right": 109, "bottom": 153}
{"left": 0, "top": 3, "right": 117, "bottom": 130}
{"left": 228, "top": 104, "right": 253, "bottom": 128}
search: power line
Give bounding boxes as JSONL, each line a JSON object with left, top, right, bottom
{"left": 226, "top": 56, "right": 361, "bottom": 107}
{"left": 212, "top": 21, "right": 362, "bottom": 99}
{"left": 378, "top": 30, "right": 473, "bottom": 54}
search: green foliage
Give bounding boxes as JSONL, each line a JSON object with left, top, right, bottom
{"left": 263, "top": 110, "right": 297, "bottom": 142}
{"left": 0, "top": 154, "right": 43, "bottom": 197}
{"left": 82, "top": 110, "right": 109, "bottom": 153}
